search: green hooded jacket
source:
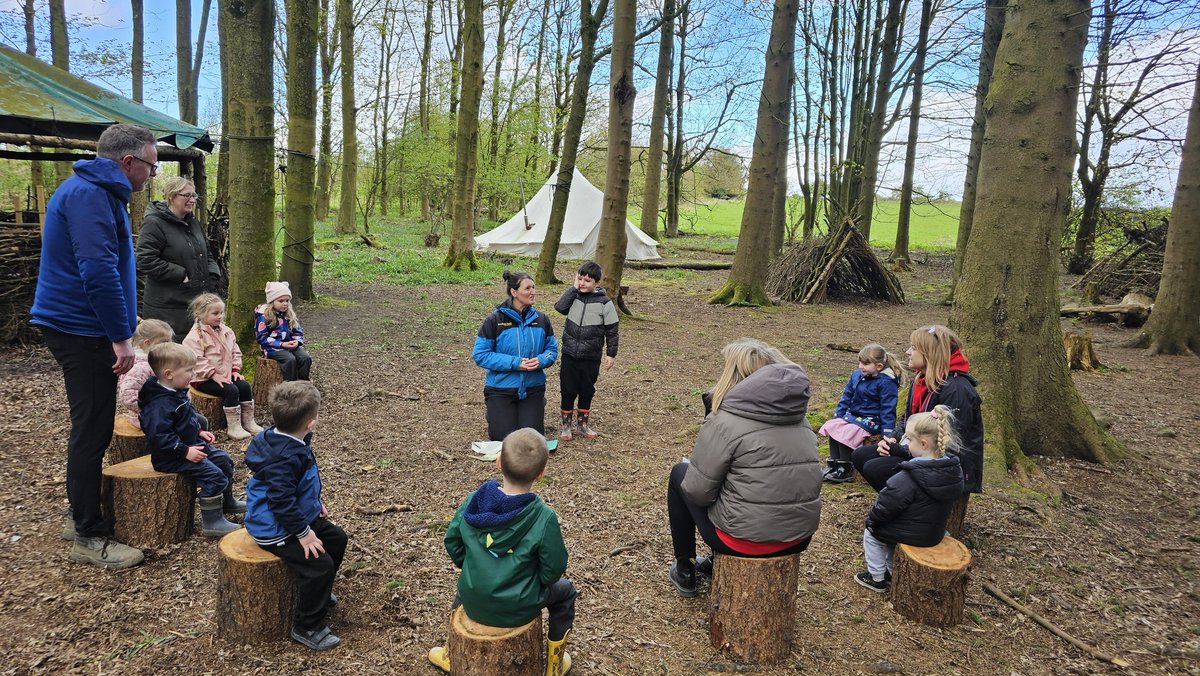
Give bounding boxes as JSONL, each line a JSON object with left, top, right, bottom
{"left": 444, "top": 480, "right": 568, "bottom": 627}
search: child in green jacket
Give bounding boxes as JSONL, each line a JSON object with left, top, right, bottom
{"left": 429, "top": 428, "right": 576, "bottom": 675}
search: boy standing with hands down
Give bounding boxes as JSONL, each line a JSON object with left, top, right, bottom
{"left": 244, "top": 381, "right": 348, "bottom": 651}
{"left": 554, "top": 262, "right": 619, "bottom": 441}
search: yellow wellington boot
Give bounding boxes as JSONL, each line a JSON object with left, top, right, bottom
{"left": 546, "top": 629, "right": 572, "bottom": 676}
{"left": 427, "top": 645, "right": 450, "bottom": 673}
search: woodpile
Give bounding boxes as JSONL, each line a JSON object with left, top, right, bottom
{"left": 1075, "top": 221, "right": 1167, "bottom": 299}
{"left": 767, "top": 221, "right": 905, "bottom": 304}
{"left": 709, "top": 553, "right": 801, "bottom": 664}
{"left": 447, "top": 606, "right": 544, "bottom": 675}
{"left": 0, "top": 222, "right": 41, "bottom": 344}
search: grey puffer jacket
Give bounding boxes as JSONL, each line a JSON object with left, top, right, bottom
{"left": 136, "top": 201, "right": 220, "bottom": 338}
{"left": 682, "top": 363, "right": 822, "bottom": 543}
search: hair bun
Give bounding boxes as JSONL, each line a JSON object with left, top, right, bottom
{"left": 502, "top": 270, "right": 514, "bottom": 282}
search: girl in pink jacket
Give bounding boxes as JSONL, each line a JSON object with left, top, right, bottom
{"left": 183, "top": 293, "right": 264, "bottom": 440}
{"left": 117, "top": 319, "right": 174, "bottom": 428}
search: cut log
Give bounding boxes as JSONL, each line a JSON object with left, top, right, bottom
{"left": 189, "top": 386, "right": 226, "bottom": 429}
{"left": 709, "top": 553, "right": 800, "bottom": 664}
{"left": 1063, "top": 331, "right": 1102, "bottom": 372}
{"left": 893, "top": 536, "right": 971, "bottom": 628}
{"left": 447, "top": 605, "right": 544, "bottom": 675}
{"left": 216, "top": 528, "right": 297, "bottom": 643}
{"left": 251, "top": 356, "right": 284, "bottom": 415}
{"left": 945, "top": 493, "right": 970, "bottom": 538}
{"left": 102, "top": 455, "right": 195, "bottom": 549}
{"left": 1060, "top": 292, "right": 1152, "bottom": 327}
{"left": 109, "top": 414, "right": 148, "bottom": 464}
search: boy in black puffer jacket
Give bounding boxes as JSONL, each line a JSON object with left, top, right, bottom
{"left": 855, "top": 404, "right": 964, "bottom": 593}
{"left": 553, "top": 261, "right": 619, "bottom": 441}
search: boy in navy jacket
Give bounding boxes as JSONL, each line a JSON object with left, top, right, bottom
{"left": 244, "top": 381, "right": 347, "bottom": 651}
{"left": 138, "top": 343, "right": 241, "bottom": 537}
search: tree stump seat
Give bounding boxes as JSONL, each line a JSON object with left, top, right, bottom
{"left": 251, "top": 356, "right": 283, "bottom": 414}
{"left": 945, "top": 493, "right": 970, "bottom": 538}
{"left": 709, "top": 552, "right": 801, "bottom": 664}
{"left": 101, "top": 455, "right": 195, "bottom": 549}
{"left": 109, "top": 414, "right": 148, "bottom": 464}
{"left": 216, "top": 528, "right": 297, "bottom": 644}
{"left": 893, "top": 535, "right": 971, "bottom": 627}
{"left": 188, "top": 386, "right": 226, "bottom": 429}
{"left": 447, "top": 606, "right": 544, "bottom": 675}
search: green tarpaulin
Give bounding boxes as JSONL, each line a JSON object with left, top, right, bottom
{"left": 0, "top": 43, "right": 213, "bottom": 152}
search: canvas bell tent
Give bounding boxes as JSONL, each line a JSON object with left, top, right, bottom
{"left": 474, "top": 168, "right": 661, "bottom": 260}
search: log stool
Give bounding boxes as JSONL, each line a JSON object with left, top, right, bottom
{"left": 945, "top": 493, "right": 970, "bottom": 538}
{"left": 447, "top": 606, "right": 544, "bottom": 675}
{"left": 188, "top": 386, "right": 226, "bottom": 429}
{"left": 216, "top": 528, "right": 297, "bottom": 643}
{"left": 101, "top": 455, "right": 195, "bottom": 548}
{"left": 709, "top": 553, "right": 800, "bottom": 664}
{"left": 892, "top": 536, "right": 971, "bottom": 628}
{"left": 109, "top": 414, "right": 148, "bottom": 464}
{"left": 251, "top": 356, "right": 284, "bottom": 413}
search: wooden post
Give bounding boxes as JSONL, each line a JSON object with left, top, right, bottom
{"left": 101, "top": 455, "right": 195, "bottom": 549}
{"left": 216, "top": 528, "right": 297, "bottom": 643}
{"left": 892, "top": 536, "right": 971, "bottom": 628}
{"left": 109, "top": 414, "right": 149, "bottom": 464}
{"left": 1063, "top": 331, "right": 1102, "bottom": 371}
{"left": 945, "top": 493, "right": 970, "bottom": 538}
{"left": 189, "top": 387, "right": 226, "bottom": 429}
{"left": 709, "top": 553, "right": 800, "bottom": 664}
{"left": 251, "top": 356, "right": 284, "bottom": 412}
{"left": 447, "top": 606, "right": 544, "bottom": 675}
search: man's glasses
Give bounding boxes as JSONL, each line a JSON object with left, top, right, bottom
{"left": 127, "top": 155, "right": 159, "bottom": 176}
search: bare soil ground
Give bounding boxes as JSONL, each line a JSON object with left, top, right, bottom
{"left": 0, "top": 255, "right": 1197, "bottom": 675}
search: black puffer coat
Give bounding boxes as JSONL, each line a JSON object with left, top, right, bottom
{"left": 136, "top": 201, "right": 220, "bottom": 338}
{"left": 866, "top": 456, "right": 963, "bottom": 547}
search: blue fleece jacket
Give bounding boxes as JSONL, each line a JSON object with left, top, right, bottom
{"left": 30, "top": 157, "right": 138, "bottom": 342}
{"left": 244, "top": 427, "right": 324, "bottom": 545}
{"left": 834, "top": 368, "right": 900, "bottom": 437}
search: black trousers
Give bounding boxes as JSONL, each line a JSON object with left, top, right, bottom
{"left": 41, "top": 327, "right": 117, "bottom": 538}
{"left": 559, "top": 354, "right": 601, "bottom": 411}
{"left": 828, "top": 439, "right": 854, "bottom": 463}
{"left": 851, "top": 443, "right": 906, "bottom": 492}
{"left": 270, "top": 347, "right": 312, "bottom": 381}
{"left": 484, "top": 387, "right": 545, "bottom": 441}
{"left": 265, "top": 518, "right": 348, "bottom": 632}
{"left": 453, "top": 578, "right": 577, "bottom": 641}
{"left": 666, "top": 462, "right": 811, "bottom": 564}
{"left": 194, "top": 378, "right": 253, "bottom": 407}
{"left": 154, "top": 447, "right": 233, "bottom": 497}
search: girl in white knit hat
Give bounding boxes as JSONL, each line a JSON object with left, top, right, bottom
{"left": 255, "top": 281, "right": 313, "bottom": 383}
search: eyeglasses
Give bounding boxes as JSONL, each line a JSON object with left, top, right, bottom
{"left": 178, "top": 193, "right": 198, "bottom": 200}
{"left": 127, "top": 154, "right": 159, "bottom": 176}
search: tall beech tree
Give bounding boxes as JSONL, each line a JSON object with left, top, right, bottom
{"left": 444, "top": 0, "right": 483, "bottom": 270}
{"left": 49, "top": 0, "right": 71, "bottom": 185}
{"left": 334, "top": 0, "right": 357, "bottom": 235}
{"left": 315, "top": 0, "right": 337, "bottom": 222}
{"left": 281, "top": 0, "right": 319, "bottom": 299}
{"left": 595, "top": 0, "right": 637, "bottom": 306}
{"left": 220, "top": 0, "right": 276, "bottom": 345}
{"left": 176, "top": 0, "right": 213, "bottom": 126}
{"left": 951, "top": 0, "right": 1125, "bottom": 470}
{"left": 709, "top": 0, "right": 797, "bottom": 306}
{"left": 639, "top": 0, "right": 676, "bottom": 240}
{"left": 1128, "top": 62, "right": 1200, "bottom": 355}
{"left": 892, "top": 0, "right": 934, "bottom": 270}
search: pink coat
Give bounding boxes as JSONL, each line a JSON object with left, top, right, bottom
{"left": 117, "top": 350, "right": 154, "bottom": 428}
{"left": 183, "top": 322, "right": 243, "bottom": 386}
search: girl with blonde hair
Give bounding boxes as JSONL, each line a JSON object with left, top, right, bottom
{"left": 183, "top": 293, "right": 264, "bottom": 440}
{"left": 819, "top": 343, "right": 904, "bottom": 483}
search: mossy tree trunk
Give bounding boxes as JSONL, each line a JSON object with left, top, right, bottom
{"left": 418, "top": 0, "right": 435, "bottom": 223}
{"left": 444, "top": 0, "right": 483, "bottom": 270}
{"left": 1127, "top": 62, "right": 1200, "bottom": 355}
{"left": 315, "top": 0, "right": 336, "bottom": 223}
{"left": 595, "top": 0, "right": 637, "bottom": 307}
{"left": 281, "top": 0, "right": 318, "bottom": 300}
{"left": 638, "top": 0, "right": 674, "bottom": 241}
{"left": 22, "top": 1, "right": 46, "bottom": 195}
{"left": 709, "top": 0, "right": 797, "bottom": 307}
{"left": 950, "top": 0, "right": 1125, "bottom": 468}
{"left": 49, "top": 0, "right": 72, "bottom": 187}
{"left": 129, "top": 0, "right": 148, "bottom": 230}
{"left": 221, "top": 0, "right": 276, "bottom": 346}
{"left": 334, "top": 0, "right": 357, "bottom": 235}
{"left": 217, "top": 6, "right": 229, "bottom": 205}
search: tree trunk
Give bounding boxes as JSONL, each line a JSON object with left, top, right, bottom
{"left": 534, "top": 0, "right": 608, "bottom": 285}
{"left": 217, "top": 6, "right": 230, "bottom": 206}
{"left": 22, "top": 0, "right": 44, "bottom": 194}
{"left": 49, "top": 0, "right": 72, "bottom": 186}
{"left": 893, "top": 0, "right": 933, "bottom": 268}
{"left": 1128, "top": 62, "right": 1200, "bottom": 355}
{"left": 281, "top": 0, "right": 318, "bottom": 300}
{"left": 216, "top": 529, "right": 297, "bottom": 643}
{"left": 1068, "top": 0, "right": 1115, "bottom": 275}
{"left": 892, "top": 538, "right": 971, "bottom": 628}
{"left": 447, "top": 607, "right": 544, "bottom": 676}
{"left": 315, "top": 0, "right": 336, "bottom": 222}
{"left": 639, "top": 0, "right": 675, "bottom": 240}
{"left": 177, "top": 0, "right": 195, "bottom": 124}
{"left": 109, "top": 415, "right": 148, "bottom": 465}
{"left": 334, "top": 0, "right": 358, "bottom": 235}
{"left": 950, "top": 0, "right": 1125, "bottom": 468}
{"left": 710, "top": 0, "right": 797, "bottom": 306}
{"left": 948, "top": 0, "right": 1005, "bottom": 303}
{"left": 419, "top": 0, "right": 435, "bottom": 223}
{"left": 665, "top": 2, "right": 688, "bottom": 238}
{"left": 221, "top": 0, "right": 277, "bottom": 346}
{"left": 485, "top": 0, "right": 514, "bottom": 222}
{"left": 770, "top": 65, "right": 793, "bottom": 257}
{"left": 102, "top": 456, "right": 195, "bottom": 549}
{"left": 131, "top": 1, "right": 144, "bottom": 103}
{"left": 444, "top": 0, "right": 483, "bottom": 270}
{"left": 595, "top": 0, "right": 637, "bottom": 308}
{"left": 855, "top": 0, "right": 903, "bottom": 242}
{"left": 708, "top": 554, "right": 799, "bottom": 664}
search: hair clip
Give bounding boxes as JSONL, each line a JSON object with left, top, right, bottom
{"left": 930, "top": 409, "right": 940, "bottom": 418}
{"left": 927, "top": 326, "right": 937, "bottom": 334}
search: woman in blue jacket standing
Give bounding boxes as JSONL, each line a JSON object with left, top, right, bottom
{"left": 473, "top": 271, "right": 559, "bottom": 441}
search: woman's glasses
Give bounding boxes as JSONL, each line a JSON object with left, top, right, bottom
{"left": 178, "top": 193, "right": 198, "bottom": 200}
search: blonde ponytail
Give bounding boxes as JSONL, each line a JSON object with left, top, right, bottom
{"left": 907, "top": 404, "right": 959, "bottom": 457}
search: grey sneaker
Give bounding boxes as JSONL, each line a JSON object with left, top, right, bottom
{"left": 70, "top": 536, "right": 144, "bottom": 570}
{"left": 290, "top": 625, "right": 341, "bottom": 651}
{"left": 62, "top": 518, "right": 76, "bottom": 541}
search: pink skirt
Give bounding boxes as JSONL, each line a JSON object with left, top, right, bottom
{"left": 818, "top": 417, "right": 871, "bottom": 449}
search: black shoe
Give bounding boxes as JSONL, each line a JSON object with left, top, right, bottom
{"left": 290, "top": 625, "right": 341, "bottom": 651}
{"left": 854, "top": 571, "right": 889, "bottom": 593}
{"left": 669, "top": 561, "right": 698, "bottom": 598}
{"left": 695, "top": 555, "right": 713, "bottom": 578}
{"left": 826, "top": 465, "right": 854, "bottom": 484}
{"left": 329, "top": 592, "right": 338, "bottom": 607}
{"left": 821, "top": 461, "right": 837, "bottom": 479}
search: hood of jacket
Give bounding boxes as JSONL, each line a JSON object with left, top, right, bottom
{"left": 245, "top": 426, "right": 315, "bottom": 471}
{"left": 136, "top": 374, "right": 186, "bottom": 412}
{"left": 900, "top": 456, "right": 965, "bottom": 503}
{"left": 496, "top": 298, "right": 540, "bottom": 326}
{"left": 462, "top": 480, "right": 541, "bottom": 555}
{"left": 145, "top": 200, "right": 194, "bottom": 226}
{"left": 719, "top": 363, "right": 811, "bottom": 424}
{"left": 71, "top": 157, "right": 133, "bottom": 203}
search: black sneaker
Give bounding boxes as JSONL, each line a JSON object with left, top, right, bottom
{"left": 669, "top": 561, "right": 698, "bottom": 597}
{"left": 854, "top": 571, "right": 889, "bottom": 593}
{"left": 826, "top": 465, "right": 855, "bottom": 483}
{"left": 821, "top": 462, "right": 837, "bottom": 479}
{"left": 695, "top": 555, "right": 713, "bottom": 578}
{"left": 290, "top": 625, "right": 341, "bottom": 651}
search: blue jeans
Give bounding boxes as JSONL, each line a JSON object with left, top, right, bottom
{"left": 154, "top": 446, "right": 233, "bottom": 497}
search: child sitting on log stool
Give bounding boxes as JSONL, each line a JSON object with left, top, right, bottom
{"left": 184, "top": 293, "right": 265, "bottom": 440}
{"left": 553, "top": 261, "right": 618, "bottom": 441}
{"left": 244, "top": 381, "right": 347, "bottom": 651}
{"left": 428, "top": 428, "right": 577, "bottom": 674}
{"left": 138, "top": 343, "right": 243, "bottom": 537}
{"left": 855, "top": 405, "right": 963, "bottom": 593}
{"left": 255, "top": 281, "right": 313, "bottom": 382}
{"left": 118, "top": 319, "right": 175, "bottom": 429}
{"left": 818, "top": 343, "right": 902, "bottom": 483}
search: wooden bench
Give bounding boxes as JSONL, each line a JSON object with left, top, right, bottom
{"left": 447, "top": 606, "right": 543, "bottom": 675}
{"left": 251, "top": 356, "right": 283, "bottom": 415}
{"left": 101, "top": 455, "right": 194, "bottom": 548}
{"left": 893, "top": 536, "right": 972, "bottom": 627}
{"left": 188, "top": 386, "right": 226, "bottom": 429}
{"left": 216, "top": 528, "right": 297, "bottom": 643}
{"left": 109, "top": 414, "right": 148, "bottom": 464}
{"left": 709, "top": 553, "right": 801, "bottom": 664}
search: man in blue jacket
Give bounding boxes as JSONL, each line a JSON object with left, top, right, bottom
{"left": 31, "top": 123, "right": 158, "bottom": 569}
